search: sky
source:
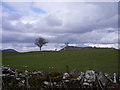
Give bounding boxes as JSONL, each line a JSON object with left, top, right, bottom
{"left": 1, "top": 2, "right": 118, "bottom": 52}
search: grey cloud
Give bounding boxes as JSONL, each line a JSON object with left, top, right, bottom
{"left": 7, "top": 13, "right": 22, "bottom": 21}
{"left": 63, "top": 14, "right": 117, "bottom": 34}
{"left": 48, "top": 29, "right": 118, "bottom": 44}
{"left": 45, "top": 15, "right": 62, "bottom": 27}
{"left": 2, "top": 17, "right": 33, "bottom": 32}
{"left": 2, "top": 2, "right": 117, "bottom": 34}
{"left": 2, "top": 31, "right": 35, "bottom": 43}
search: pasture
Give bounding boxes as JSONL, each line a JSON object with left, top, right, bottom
{"left": 2, "top": 48, "right": 118, "bottom": 74}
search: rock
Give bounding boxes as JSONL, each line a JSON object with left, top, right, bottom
{"left": 63, "top": 73, "right": 70, "bottom": 80}
{"left": 85, "top": 70, "right": 96, "bottom": 82}
{"left": 97, "top": 72, "right": 109, "bottom": 86}
{"left": 69, "top": 69, "right": 81, "bottom": 77}
{"left": 77, "top": 72, "right": 84, "bottom": 80}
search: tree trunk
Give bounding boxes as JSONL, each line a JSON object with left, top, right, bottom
{"left": 40, "top": 46, "right": 42, "bottom": 51}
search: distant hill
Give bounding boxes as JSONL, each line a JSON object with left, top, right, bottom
{"left": 2, "top": 49, "right": 18, "bottom": 52}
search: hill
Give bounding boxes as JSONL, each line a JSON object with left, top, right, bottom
{"left": 60, "top": 46, "right": 116, "bottom": 51}
{"left": 2, "top": 49, "right": 18, "bottom": 52}
{"left": 2, "top": 48, "right": 118, "bottom": 74}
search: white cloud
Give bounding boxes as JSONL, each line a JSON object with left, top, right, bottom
{"left": 84, "top": 43, "right": 118, "bottom": 49}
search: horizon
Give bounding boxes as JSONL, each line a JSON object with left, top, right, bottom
{"left": 1, "top": 45, "right": 118, "bottom": 53}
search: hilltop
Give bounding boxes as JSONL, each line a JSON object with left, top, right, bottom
{"left": 2, "top": 49, "right": 18, "bottom": 52}
{"left": 60, "top": 46, "right": 116, "bottom": 51}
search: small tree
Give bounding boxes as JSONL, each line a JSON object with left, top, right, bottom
{"left": 65, "top": 42, "right": 69, "bottom": 47}
{"left": 35, "top": 37, "right": 48, "bottom": 51}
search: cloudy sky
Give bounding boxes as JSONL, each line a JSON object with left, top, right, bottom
{"left": 1, "top": 2, "right": 118, "bottom": 52}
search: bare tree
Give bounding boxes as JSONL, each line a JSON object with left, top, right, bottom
{"left": 35, "top": 37, "right": 48, "bottom": 51}
{"left": 65, "top": 42, "right": 69, "bottom": 47}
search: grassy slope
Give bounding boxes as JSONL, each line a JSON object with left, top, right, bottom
{"left": 2, "top": 49, "right": 118, "bottom": 74}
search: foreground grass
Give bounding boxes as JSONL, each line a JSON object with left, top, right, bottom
{"left": 2, "top": 48, "right": 118, "bottom": 74}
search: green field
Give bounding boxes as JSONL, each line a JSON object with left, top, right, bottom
{"left": 2, "top": 48, "right": 118, "bottom": 74}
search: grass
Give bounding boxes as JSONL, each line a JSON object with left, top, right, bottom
{"left": 2, "top": 48, "right": 118, "bottom": 74}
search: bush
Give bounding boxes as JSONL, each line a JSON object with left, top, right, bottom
{"left": 48, "top": 71, "right": 63, "bottom": 82}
